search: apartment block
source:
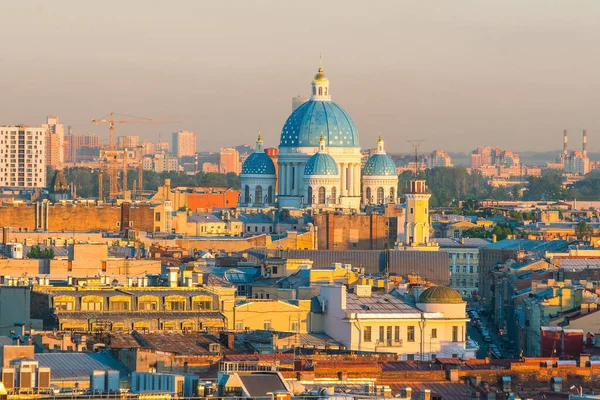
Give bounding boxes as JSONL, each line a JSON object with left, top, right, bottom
{"left": 172, "top": 130, "right": 196, "bottom": 158}
{"left": 0, "top": 125, "right": 46, "bottom": 188}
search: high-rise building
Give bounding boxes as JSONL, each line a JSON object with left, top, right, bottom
{"left": 141, "top": 140, "right": 155, "bottom": 155}
{"left": 42, "top": 116, "right": 64, "bottom": 168}
{"left": 219, "top": 148, "right": 240, "bottom": 174}
{"left": 171, "top": 130, "right": 196, "bottom": 158}
{"left": 118, "top": 135, "right": 140, "bottom": 149}
{"left": 65, "top": 133, "right": 100, "bottom": 163}
{"left": 427, "top": 149, "right": 453, "bottom": 168}
{"left": 155, "top": 141, "right": 169, "bottom": 152}
{"left": 0, "top": 125, "right": 46, "bottom": 188}
{"left": 142, "top": 152, "right": 179, "bottom": 173}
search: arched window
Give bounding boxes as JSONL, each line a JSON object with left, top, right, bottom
{"left": 307, "top": 186, "right": 313, "bottom": 204}
{"left": 324, "top": 87, "right": 328, "bottom": 96}
{"left": 318, "top": 87, "right": 323, "bottom": 96}
{"left": 376, "top": 187, "right": 385, "bottom": 204}
{"left": 366, "top": 187, "right": 372, "bottom": 203}
{"left": 255, "top": 186, "right": 263, "bottom": 204}
{"left": 313, "top": 86, "right": 316, "bottom": 95}
{"left": 330, "top": 186, "right": 336, "bottom": 204}
{"left": 389, "top": 187, "right": 395, "bottom": 202}
{"left": 318, "top": 186, "right": 326, "bottom": 204}
{"left": 244, "top": 185, "right": 250, "bottom": 203}
{"left": 267, "top": 186, "right": 273, "bottom": 204}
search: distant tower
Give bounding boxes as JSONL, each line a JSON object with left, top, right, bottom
{"left": 583, "top": 130, "right": 587, "bottom": 158}
{"left": 563, "top": 129, "right": 568, "bottom": 157}
{"left": 404, "top": 180, "right": 432, "bottom": 246}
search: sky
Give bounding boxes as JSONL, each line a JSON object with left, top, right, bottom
{"left": 1, "top": 0, "right": 600, "bottom": 154}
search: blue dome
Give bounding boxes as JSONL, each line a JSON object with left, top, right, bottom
{"left": 241, "top": 152, "right": 276, "bottom": 175}
{"left": 304, "top": 152, "right": 339, "bottom": 176}
{"left": 280, "top": 100, "right": 359, "bottom": 148}
{"left": 363, "top": 154, "right": 397, "bottom": 176}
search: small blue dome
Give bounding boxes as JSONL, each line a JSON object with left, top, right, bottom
{"left": 363, "top": 154, "right": 397, "bottom": 176}
{"left": 304, "top": 152, "right": 339, "bottom": 176}
{"left": 241, "top": 152, "right": 276, "bottom": 175}
{"left": 280, "top": 100, "right": 359, "bottom": 148}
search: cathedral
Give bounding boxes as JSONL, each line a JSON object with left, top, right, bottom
{"left": 240, "top": 65, "right": 398, "bottom": 210}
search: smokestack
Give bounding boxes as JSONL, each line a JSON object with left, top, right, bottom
{"left": 583, "top": 129, "right": 587, "bottom": 157}
{"left": 563, "top": 129, "right": 568, "bottom": 156}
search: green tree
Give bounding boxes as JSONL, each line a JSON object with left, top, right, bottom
{"left": 27, "top": 245, "right": 55, "bottom": 259}
{"left": 575, "top": 220, "right": 594, "bottom": 241}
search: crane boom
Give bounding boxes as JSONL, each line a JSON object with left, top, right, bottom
{"left": 91, "top": 112, "right": 178, "bottom": 200}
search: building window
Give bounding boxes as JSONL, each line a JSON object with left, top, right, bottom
{"left": 379, "top": 326, "right": 385, "bottom": 343}
{"left": 167, "top": 300, "right": 186, "bottom": 311}
{"left": 452, "top": 326, "right": 459, "bottom": 342}
{"left": 407, "top": 326, "right": 415, "bottom": 342}
{"left": 431, "top": 328, "right": 437, "bottom": 339}
{"left": 272, "top": 266, "right": 278, "bottom": 275}
{"left": 410, "top": 208, "right": 414, "bottom": 214}
{"left": 235, "top": 321, "right": 243, "bottom": 331}
{"left": 291, "top": 321, "right": 299, "bottom": 332}
{"left": 331, "top": 186, "right": 336, "bottom": 204}
{"left": 394, "top": 326, "right": 400, "bottom": 342}
{"left": 244, "top": 185, "right": 250, "bottom": 203}
{"left": 318, "top": 87, "right": 323, "bottom": 96}
{"left": 377, "top": 187, "right": 384, "bottom": 204}
{"left": 390, "top": 187, "right": 395, "bottom": 202}
{"left": 307, "top": 186, "right": 313, "bottom": 204}
{"left": 318, "top": 186, "right": 326, "bottom": 204}
{"left": 110, "top": 301, "right": 129, "bottom": 311}
{"left": 386, "top": 326, "right": 393, "bottom": 343}
{"left": 193, "top": 300, "right": 212, "bottom": 310}
{"left": 139, "top": 301, "right": 157, "bottom": 311}
{"left": 364, "top": 326, "right": 372, "bottom": 342}
{"left": 255, "top": 185, "right": 263, "bottom": 204}
{"left": 264, "top": 320, "right": 272, "bottom": 330}
{"left": 407, "top": 354, "right": 415, "bottom": 361}
{"left": 366, "top": 187, "right": 372, "bottom": 203}
{"left": 155, "top": 212, "right": 161, "bottom": 222}
{"left": 469, "top": 265, "right": 474, "bottom": 273}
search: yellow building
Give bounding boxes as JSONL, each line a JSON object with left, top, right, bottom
{"left": 222, "top": 299, "right": 313, "bottom": 333}
{"left": 401, "top": 180, "right": 438, "bottom": 251}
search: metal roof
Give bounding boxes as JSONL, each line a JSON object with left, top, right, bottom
{"left": 35, "top": 352, "right": 128, "bottom": 380}
{"left": 345, "top": 293, "right": 420, "bottom": 315}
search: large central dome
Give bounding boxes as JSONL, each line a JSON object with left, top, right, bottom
{"left": 280, "top": 100, "right": 359, "bottom": 148}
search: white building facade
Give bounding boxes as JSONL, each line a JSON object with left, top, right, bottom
{"left": 317, "top": 285, "right": 471, "bottom": 360}
{"left": 0, "top": 125, "right": 46, "bottom": 188}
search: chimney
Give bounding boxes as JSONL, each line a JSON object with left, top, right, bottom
{"left": 405, "top": 388, "right": 412, "bottom": 399}
{"left": 422, "top": 389, "right": 431, "bottom": 400}
{"left": 583, "top": 129, "right": 587, "bottom": 157}
{"left": 563, "top": 129, "right": 568, "bottom": 156}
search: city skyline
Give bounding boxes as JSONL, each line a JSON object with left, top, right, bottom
{"left": 2, "top": 1, "right": 600, "bottom": 153}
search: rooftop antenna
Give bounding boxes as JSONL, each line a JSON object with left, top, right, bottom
{"left": 319, "top": 53, "right": 323, "bottom": 68}
{"left": 407, "top": 140, "right": 425, "bottom": 177}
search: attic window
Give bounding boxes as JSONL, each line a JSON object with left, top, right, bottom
{"left": 361, "top": 305, "right": 370, "bottom": 311}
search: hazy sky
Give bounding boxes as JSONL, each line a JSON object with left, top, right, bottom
{"left": 2, "top": 1, "right": 600, "bottom": 154}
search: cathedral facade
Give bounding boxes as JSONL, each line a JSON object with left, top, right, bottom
{"left": 240, "top": 66, "right": 398, "bottom": 210}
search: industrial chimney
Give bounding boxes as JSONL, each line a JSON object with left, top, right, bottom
{"left": 583, "top": 130, "right": 587, "bottom": 157}
{"left": 563, "top": 129, "right": 568, "bottom": 156}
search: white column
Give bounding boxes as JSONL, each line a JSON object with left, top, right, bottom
{"left": 297, "top": 163, "right": 303, "bottom": 196}
{"left": 279, "top": 164, "right": 286, "bottom": 195}
{"left": 340, "top": 163, "right": 347, "bottom": 196}
{"left": 286, "top": 163, "right": 292, "bottom": 195}
{"left": 354, "top": 164, "right": 360, "bottom": 196}
{"left": 348, "top": 165, "right": 355, "bottom": 196}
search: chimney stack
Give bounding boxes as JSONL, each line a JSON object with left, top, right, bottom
{"left": 563, "top": 129, "right": 568, "bottom": 156}
{"left": 583, "top": 129, "right": 587, "bottom": 157}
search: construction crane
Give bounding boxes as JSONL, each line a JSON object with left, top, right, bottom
{"left": 91, "top": 112, "right": 178, "bottom": 200}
